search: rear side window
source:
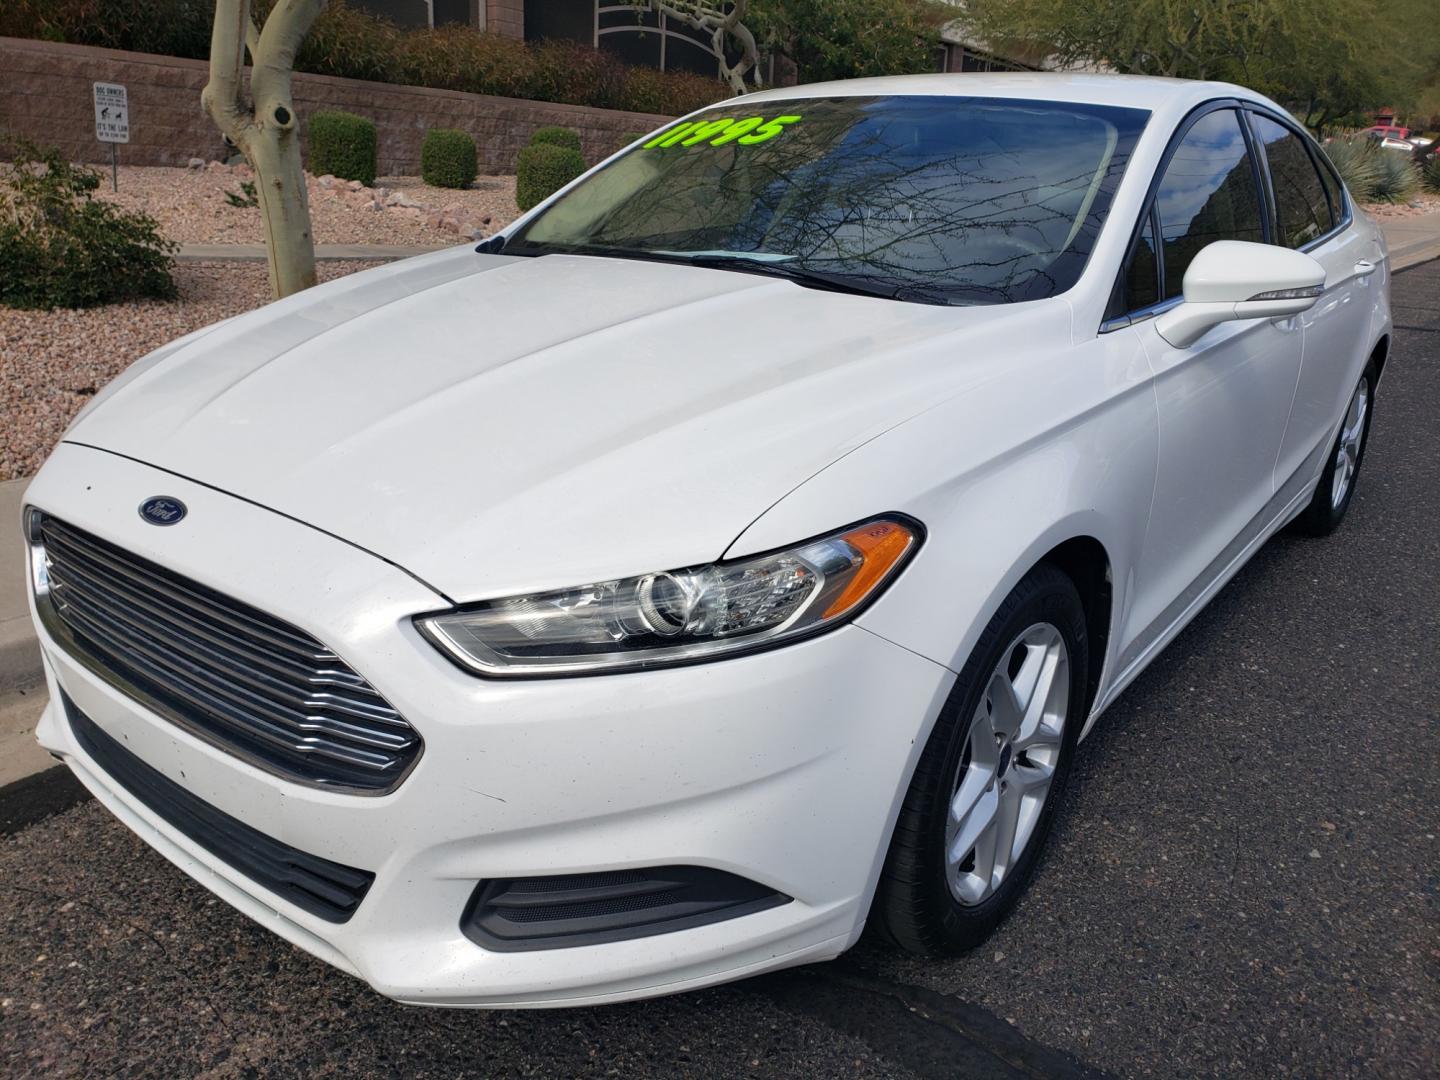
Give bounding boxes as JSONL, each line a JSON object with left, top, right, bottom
{"left": 1251, "top": 115, "right": 1331, "bottom": 247}
{"left": 1154, "top": 109, "right": 1265, "bottom": 300}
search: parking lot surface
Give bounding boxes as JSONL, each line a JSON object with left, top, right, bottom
{"left": 2, "top": 261, "right": 1437, "bottom": 1079}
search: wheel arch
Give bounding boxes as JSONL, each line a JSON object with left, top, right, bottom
{"left": 1036, "top": 535, "right": 1113, "bottom": 718}
{"left": 1371, "top": 333, "right": 1391, "bottom": 388}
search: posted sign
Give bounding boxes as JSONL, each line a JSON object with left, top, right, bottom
{"left": 93, "top": 82, "right": 129, "bottom": 143}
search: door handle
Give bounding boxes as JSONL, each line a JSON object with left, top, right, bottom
{"left": 1354, "top": 259, "right": 1377, "bottom": 277}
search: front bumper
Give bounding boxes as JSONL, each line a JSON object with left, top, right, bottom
{"left": 26, "top": 444, "right": 954, "bottom": 1007}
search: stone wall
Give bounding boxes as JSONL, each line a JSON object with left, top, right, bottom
{"left": 0, "top": 37, "right": 670, "bottom": 174}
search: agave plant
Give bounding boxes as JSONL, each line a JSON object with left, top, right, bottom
{"left": 1369, "top": 145, "right": 1421, "bottom": 204}
{"left": 1320, "top": 137, "right": 1383, "bottom": 202}
{"left": 1422, "top": 155, "right": 1440, "bottom": 195}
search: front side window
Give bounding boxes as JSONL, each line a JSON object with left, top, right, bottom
{"left": 508, "top": 96, "right": 1150, "bottom": 306}
{"left": 1251, "top": 114, "right": 1331, "bottom": 248}
{"left": 1154, "top": 109, "right": 1265, "bottom": 300}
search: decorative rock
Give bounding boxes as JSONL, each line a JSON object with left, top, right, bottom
{"left": 186, "top": 158, "right": 205, "bottom": 170}
{"left": 348, "top": 179, "right": 364, "bottom": 192}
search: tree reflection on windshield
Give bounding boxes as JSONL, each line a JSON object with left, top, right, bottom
{"left": 511, "top": 96, "right": 1150, "bottom": 305}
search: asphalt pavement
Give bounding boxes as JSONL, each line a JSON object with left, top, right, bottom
{"left": 2, "top": 261, "right": 1437, "bottom": 1079}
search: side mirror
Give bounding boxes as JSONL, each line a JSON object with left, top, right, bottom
{"left": 1155, "top": 240, "right": 1325, "bottom": 348}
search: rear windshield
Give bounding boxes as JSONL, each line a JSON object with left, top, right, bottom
{"left": 508, "top": 95, "right": 1150, "bottom": 305}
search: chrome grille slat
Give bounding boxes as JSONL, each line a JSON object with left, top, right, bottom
{"left": 52, "top": 590, "right": 413, "bottom": 756}
{"left": 35, "top": 513, "right": 422, "bottom": 794}
{"left": 47, "top": 559, "right": 399, "bottom": 724}
{"left": 43, "top": 521, "right": 333, "bottom": 663}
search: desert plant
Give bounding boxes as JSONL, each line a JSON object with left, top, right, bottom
{"left": 1320, "top": 137, "right": 1383, "bottom": 202}
{"left": 1369, "top": 146, "right": 1421, "bottom": 204}
{"left": 1422, "top": 154, "right": 1440, "bottom": 195}
{"left": 224, "top": 179, "right": 259, "bottom": 208}
{"left": 529, "top": 126, "right": 583, "bottom": 153}
{"left": 421, "top": 128, "right": 478, "bottom": 189}
{"left": 515, "top": 143, "right": 586, "bottom": 212}
{"left": 308, "top": 110, "right": 377, "bottom": 186}
{"left": 0, "top": 137, "right": 176, "bottom": 309}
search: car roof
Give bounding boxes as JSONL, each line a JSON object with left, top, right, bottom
{"left": 733, "top": 72, "right": 1273, "bottom": 114}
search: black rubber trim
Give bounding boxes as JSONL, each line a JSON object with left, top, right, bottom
{"left": 63, "top": 692, "right": 374, "bottom": 923}
{"left": 462, "top": 866, "right": 791, "bottom": 951}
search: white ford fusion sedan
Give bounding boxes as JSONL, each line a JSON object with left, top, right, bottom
{"left": 24, "top": 73, "right": 1390, "bottom": 1007}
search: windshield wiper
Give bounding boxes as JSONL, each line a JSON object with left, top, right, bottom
{"left": 681, "top": 254, "right": 951, "bottom": 305}
{"left": 487, "top": 242, "right": 950, "bottom": 305}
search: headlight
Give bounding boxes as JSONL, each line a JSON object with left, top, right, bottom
{"left": 417, "top": 516, "right": 921, "bottom": 676}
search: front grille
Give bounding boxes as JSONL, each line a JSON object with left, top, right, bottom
{"left": 65, "top": 692, "right": 374, "bottom": 922}
{"left": 33, "top": 512, "right": 421, "bottom": 794}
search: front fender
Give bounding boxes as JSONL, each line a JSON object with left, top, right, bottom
{"left": 725, "top": 325, "right": 1159, "bottom": 737}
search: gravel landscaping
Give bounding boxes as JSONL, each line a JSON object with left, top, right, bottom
{"left": 0, "top": 261, "right": 386, "bottom": 482}
{"left": 1360, "top": 192, "right": 1440, "bottom": 218}
{"left": 94, "top": 163, "right": 520, "bottom": 245}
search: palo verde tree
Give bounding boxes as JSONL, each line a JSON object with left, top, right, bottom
{"left": 203, "top": 0, "right": 325, "bottom": 298}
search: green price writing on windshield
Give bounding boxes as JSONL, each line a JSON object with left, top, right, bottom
{"left": 643, "top": 115, "right": 803, "bottom": 149}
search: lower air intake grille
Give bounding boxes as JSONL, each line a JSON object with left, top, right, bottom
{"left": 65, "top": 693, "right": 374, "bottom": 923}
{"left": 462, "top": 866, "right": 791, "bottom": 951}
{"left": 32, "top": 512, "right": 420, "bottom": 794}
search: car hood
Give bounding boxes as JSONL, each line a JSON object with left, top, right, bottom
{"left": 67, "top": 248, "right": 1066, "bottom": 601}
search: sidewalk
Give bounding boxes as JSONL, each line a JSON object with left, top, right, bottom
{"left": 1381, "top": 209, "right": 1440, "bottom": 270}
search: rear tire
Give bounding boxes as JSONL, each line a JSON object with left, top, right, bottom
{"left": 1293, "top": 361, "right": 1375, "bottom": 537}
{"left": 872, "top": 563, "right": 1088, "bottom": 955}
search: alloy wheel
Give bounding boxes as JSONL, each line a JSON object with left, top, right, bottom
{"left": 1330, "top": 378, "right": 1370, "bottom": 510}
{"left": 945, "top": 623, "right": 1070, "bottom": 905}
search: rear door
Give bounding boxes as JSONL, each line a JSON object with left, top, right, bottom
{"left": 1245, "top": 110, "right": 1377, "bottom": 487}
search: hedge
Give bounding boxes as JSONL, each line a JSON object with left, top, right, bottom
{"left": 308, "top": 110, "right": 377, "bottom": 186}
{"left": 421, "top": 128, "right": 477, "bottom": 189}
{"left": 529, "top": 126, "right": 583, "bottom": 153}
{"left": 516, "top": 143, "right": 587, "bottom": 212}
{"left": 1, "top": 1, "right": 725, "bottom": 116}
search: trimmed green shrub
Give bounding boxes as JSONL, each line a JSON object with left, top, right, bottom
{"left": 421, "top": 128, "right": 477, "bottom": 189}
{"left": 308, "top": 110, "right": 377, "bottom": 185}
{"left": 1320, "top": 137, "right": 1383, "bottom": 202}
{"left": 1369, "top": 146, "right": 1420, "bottom": 204}
{"left": 0, "top": 137, "right": 176, "bottom": 310}
{"left": 516, "top": 143, "right": 586, "bottom": 211}
{"left": 530, "top": 126, "right": 582, "bottom": 152}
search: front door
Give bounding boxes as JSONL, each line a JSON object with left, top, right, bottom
{"left": 1123, "top": 107, "right": 1305, "bottom": 651}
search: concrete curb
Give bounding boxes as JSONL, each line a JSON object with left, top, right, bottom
{"left": 176, "top": 243, "right": 448, "bottom": 263}
{"left": 0, "top": 616, "right": 41, "bottom": 691}
{"left": 1, "top": 477, "right": 39, "bottom": 690}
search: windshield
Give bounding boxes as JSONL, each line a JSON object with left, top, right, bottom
{"left": 508, "top": 95, "right": 1150, "bottom": 305}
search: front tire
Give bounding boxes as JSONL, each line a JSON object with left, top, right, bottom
{"left": 872, "top": 563, "right": 1088, "bottom": 955}
{"left": 1293, "top": 362, "right": 1375, "bottom": 537}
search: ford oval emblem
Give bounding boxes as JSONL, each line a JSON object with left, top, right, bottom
{"left": 139, "top": 496, "right": 187, "bottom": 526}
